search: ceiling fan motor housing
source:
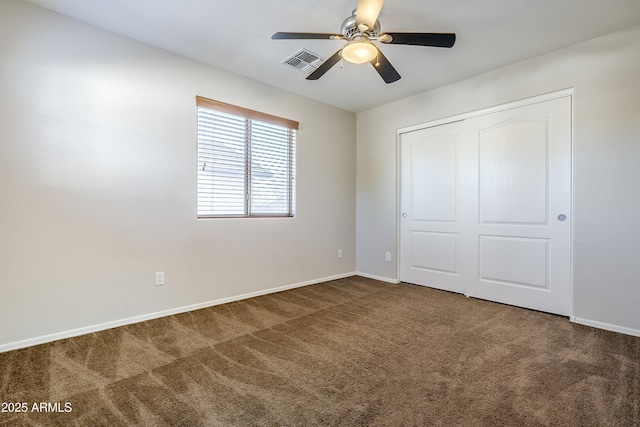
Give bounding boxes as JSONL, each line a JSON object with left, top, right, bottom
{"left": 341, "top": 11, "right": 381, "bottom": 40}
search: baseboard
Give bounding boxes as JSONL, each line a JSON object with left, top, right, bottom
{"left": 0, "top": 272, "right": 357, "bottom": 353}
{"left": 22, "top": 273, "right": 637, "bottom": 353}
{"left": 570, "top": 316, "right": 640, "bottom": 338}
{"left": 356, "top": 271, "right": 400, "bottom": 284}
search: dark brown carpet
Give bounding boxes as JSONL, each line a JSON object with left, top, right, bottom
{"left": 1, "top": 276, "right": 639, "bottom": 426}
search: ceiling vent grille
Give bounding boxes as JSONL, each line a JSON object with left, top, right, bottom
{"left": 281, "top": 49, "right": 325, "bottom": 74}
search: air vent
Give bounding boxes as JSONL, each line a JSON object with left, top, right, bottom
{"left": 281, "top": 49, "right": 325, "bottom": 74}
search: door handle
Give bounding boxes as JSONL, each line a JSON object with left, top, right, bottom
{"left": 557, "top": 214, "right": 567, "bottom": 221}
{"left": 402, "top": 213, "right": 407, "bottom": 218}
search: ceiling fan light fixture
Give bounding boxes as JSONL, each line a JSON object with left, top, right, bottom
{"left": 341, "top": 37, "right": 377, "bottom": 64}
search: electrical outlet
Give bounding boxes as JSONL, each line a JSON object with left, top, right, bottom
{"left": 385, "top": 252, "right": 391, "bottom": 262}
{"left": 155, "top": 272, "right": 165, "bottom": 286}
{"left": 338, "top": 249, "right": 343, "bottom": 258}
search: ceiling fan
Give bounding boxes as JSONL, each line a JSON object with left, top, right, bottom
{"left": 272, "top": 0, "right": 456, "bottom": 83}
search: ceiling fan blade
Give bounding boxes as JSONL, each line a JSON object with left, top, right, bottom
{"left": 355, "top": 0, "right": 385, "bottom": 30}
{"left": 381, "top": 32, "right": 456, "bottom": 48}
{"left": 370, "top": 48, "right": 400, "bottom": 84}
{"left": 306, "top": 50, "right": 343, "bottom": 80}
{"left": 272, "top": 32, "right": 340, "bottom": 40}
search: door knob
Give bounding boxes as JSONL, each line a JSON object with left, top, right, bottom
{"left": 402, "top": 213, "right": 407, "bottom": 218}
{"left": 557, "top": 214, "right": 567, "bottom": 221}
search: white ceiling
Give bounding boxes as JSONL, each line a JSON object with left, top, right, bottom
{"left": 23, "top": 0, "right": 640, "bottom": 113}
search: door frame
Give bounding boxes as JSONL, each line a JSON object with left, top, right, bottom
{"left": 396, "top": 88, "right": 574, "bottom": 316}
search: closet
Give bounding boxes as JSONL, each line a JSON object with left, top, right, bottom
{"left": 399, "top": 94, "right": 571, "bottom": 315}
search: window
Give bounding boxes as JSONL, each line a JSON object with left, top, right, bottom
{"left": 196, "top": 96, "right": 298, "bottom": 218}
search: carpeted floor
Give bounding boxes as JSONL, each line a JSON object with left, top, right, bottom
{"left": 1, "top": 276, "right": 639, "bottom": 426}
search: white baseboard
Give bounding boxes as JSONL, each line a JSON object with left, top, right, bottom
{"left": 356, "top": 271, "right": 400, "bottom": 284}
{"left": 13, "top": 274, "right": 636, "bottom": 352}
{"left": 0, "top": 272, "right": 357, "bottom": 353}
{"left": 570, "top": 316, "right": 640, "bottom": 338}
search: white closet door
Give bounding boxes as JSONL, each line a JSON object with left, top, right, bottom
{"left": 400, "top": 121, "right": 465, "bottom": 294}
{"left": 463, "top": 96, "right": 572, "bottom": 315}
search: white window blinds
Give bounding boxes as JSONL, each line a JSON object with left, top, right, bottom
{"left": 196, "top": 96, "right": 297, "bottom": 218}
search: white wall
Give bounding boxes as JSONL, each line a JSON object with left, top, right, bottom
{"left": 357, "top": 25, "right": 640, "bottom": 334}
{"left": 0, "top": 0, "right": 356, "bottom": 349}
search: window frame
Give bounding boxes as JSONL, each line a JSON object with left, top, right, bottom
{"left": 196, "top": 96, "right": 298, "bottom": 219}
